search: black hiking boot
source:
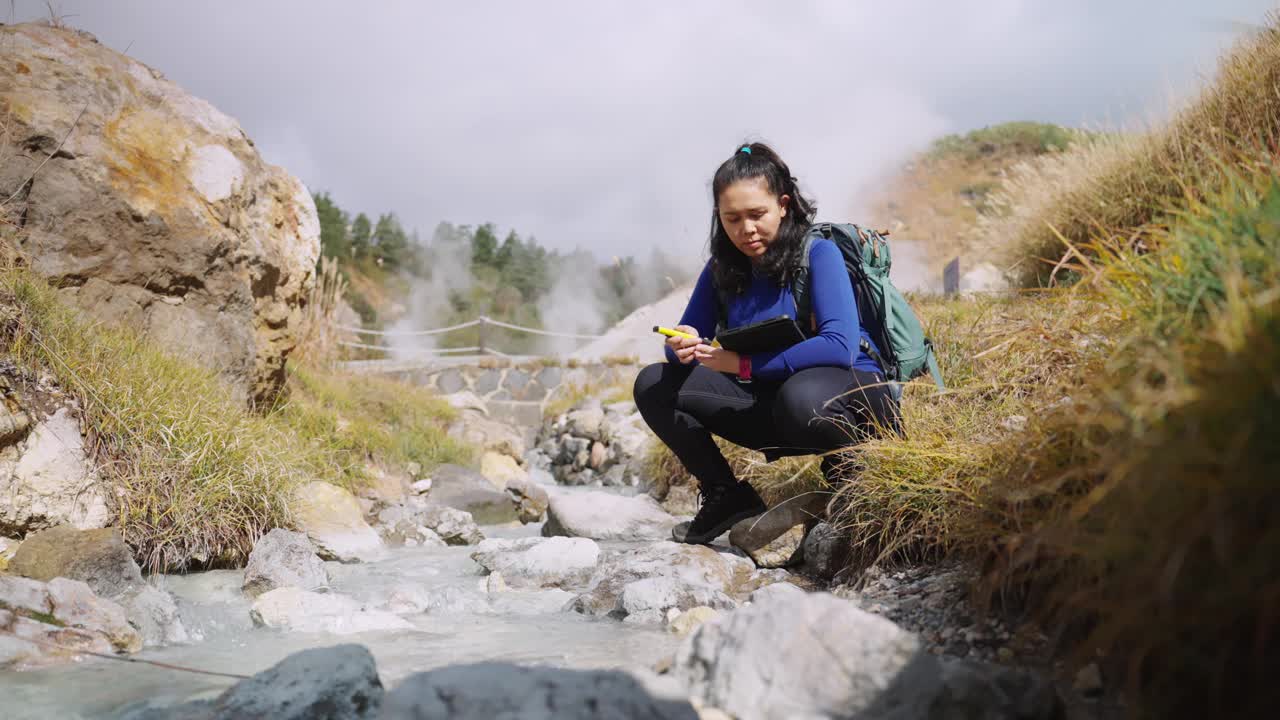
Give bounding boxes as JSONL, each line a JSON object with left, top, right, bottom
{"left": 671, "top": 481, "right": 767, "bottom": 545}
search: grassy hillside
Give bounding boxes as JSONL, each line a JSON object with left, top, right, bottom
{"left": 865, "top": 121, "right": 1094, "bottom": 278}
{"left": 0, "top": 256, "right": 469, "bottom": 572}
{"left": 850, "top": 22, "right": 1280, "bottom": 718}
{"left": 649, "top": 18, "right": 1280, "bottom": 718}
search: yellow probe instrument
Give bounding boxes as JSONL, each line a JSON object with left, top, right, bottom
{"left": 653, "top": 326, "right": 717, "bottom": 346}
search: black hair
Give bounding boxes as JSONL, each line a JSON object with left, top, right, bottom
{"left": 708, "top": 141, "right": 817, "bottom": 300}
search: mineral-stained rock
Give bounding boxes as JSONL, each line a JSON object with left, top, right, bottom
{"left": 292, "top": 482, "right": 386, "bottom": 563}
{"left": 0, "top": 23, "right": 319, "bottom": 405}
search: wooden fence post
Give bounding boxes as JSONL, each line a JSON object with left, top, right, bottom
{"left": 944, "top": 257, "right": 960, "bottom": 296}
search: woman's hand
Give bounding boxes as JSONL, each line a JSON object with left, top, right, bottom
{"left": 693, "top": 344, "right": 740, "bottom": 374}
{"left": 666, "top": 324, "right": 703, "bottom": 365}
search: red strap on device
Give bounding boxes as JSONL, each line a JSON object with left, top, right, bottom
{"left": 738, "top": 354, "right": 752, "bottom": 382}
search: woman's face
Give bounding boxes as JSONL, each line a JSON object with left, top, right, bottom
{"left": 717, "top": 177, "right": 789, "bottom": 261}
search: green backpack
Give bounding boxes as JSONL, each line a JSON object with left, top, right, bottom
{"left": 793, "top": 223, "right": 946, "bottom": 401}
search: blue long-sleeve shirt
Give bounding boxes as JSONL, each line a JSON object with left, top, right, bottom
{"left": 665, "top": 238, "right": 882, "bottom": 380}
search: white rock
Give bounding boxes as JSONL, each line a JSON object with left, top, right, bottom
{"left": 250, "top": 587, "right": 412, "bottom": 634}
{"left": 672, "top": 591, "right": 919, "bottom": 720}
{"left": 668, "top": 606, "right": 721, "bottom": 637}
{"left": 0, "top": 408, "right": 109, "bottom": 533}
{"left": 470, "top": 537, "right": 600, "bottom": 589}
{"left": 542, "top": 490, "right": 676, "bottom": 542}
{"left": 570, "top": 541, "right": 753, "bottom": 622}
{"left": 188, "top": 144, "right": 244, "bottom": 202}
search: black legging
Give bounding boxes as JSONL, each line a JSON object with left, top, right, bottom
{"left": 633, "top": 362, "right": 900, "bottom": 492}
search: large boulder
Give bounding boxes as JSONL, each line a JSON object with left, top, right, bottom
{"left": 427, "top": 464, "right": 518, "bottom": 525}
{"left": 0, "top": 23, "right": 319, "bottom": 405}
{"left": 380, "top": 663, "right": 697, "bottom": 720}
{"left": 542, "top": 490, "right": 676, "bottom": 542}
{"left": 469, "top": 537, "right": 600, "bottom": 590}
{"left": 0, "top": 575, "right": 143, "bottom": 668}
{"left": 292, "top": 481, "right": 386, "bottom": 563}
{"left": 671, "top": 590, "right": 1063, "bottom": 720}
{"left": 241, "top": 528, "right": 329, "bottom": 598}
{"left": 9, "top": 526, "right": 143, "bottom": 597}
{"left": 672, "top": 591, "right": 919, "bottom": 719}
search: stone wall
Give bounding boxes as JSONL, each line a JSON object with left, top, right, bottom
{"left": 348, "top": 360, "right": 641, "bottom": 426}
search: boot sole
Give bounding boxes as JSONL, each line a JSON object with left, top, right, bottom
{"left": 672, "top": 504, "right": 766, "bottom": 545}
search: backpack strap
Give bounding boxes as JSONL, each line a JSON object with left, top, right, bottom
{"left": 791, "top": 233, "right": 816, "bottom": 333}
{"left": 924, "top": 339, "right": 946, "bottom": 391}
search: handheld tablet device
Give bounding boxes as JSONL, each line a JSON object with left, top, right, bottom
{"left": 715, "top": 316, "right": 806, "bottom": 354}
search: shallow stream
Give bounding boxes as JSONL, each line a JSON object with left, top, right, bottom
{"left": 0, "top": 520, "right": 682, "bottom": 719}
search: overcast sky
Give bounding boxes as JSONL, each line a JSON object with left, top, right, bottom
{"left": 8, "top": 1, "right": 1276, "bottom": 260}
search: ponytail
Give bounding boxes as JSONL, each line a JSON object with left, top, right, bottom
{"left": 708, "top": 141, "right": 817, "bottom": 299}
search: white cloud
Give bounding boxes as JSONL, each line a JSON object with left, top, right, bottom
{"left": 10, "top": 0, "right": 1274, "bottom": 263}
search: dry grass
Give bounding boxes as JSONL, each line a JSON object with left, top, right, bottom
{"left": 865, "top": 121, "right": 1092, "bottom": 276}
{"left": 0, "top": 262, "right": 311, "bottom": 571}
{"left": 270, "top": 361, "right": 472, "bottom": 490}
{"left": 639, "top": 19, "right": 1280, "bottom": 716}
{"left": 0, "top": 257, "right": 470, "bottom": 571}
{"left": 982, "top": 19, "right": 1280, "bottom": 288}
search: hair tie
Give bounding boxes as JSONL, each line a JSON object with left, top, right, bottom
{"left": 739, "top": 145, "right": 752, "bottom": 155}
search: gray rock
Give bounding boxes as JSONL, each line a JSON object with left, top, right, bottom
{"left": 542, "top": 490, "right": 676, "bottom": 542}
{"left": 380, "top": 662, "right": 697, "bottom": 719}
{"left": 727, "top": 495, "right": 825, "bottom": 569}
{"left": 120, "top": 644, "right": 384, "bottom": 719}
{"left": 242, "top": 528, "right": 329, "bottom": 597}
{"left": 9, "top": 525, "right": 143, "bottom": 597}
{"left": 565, "top": 407, "right": 606, "bottom": 442}
{"left": 446, "top": 411, "right": 527, "bottom": 459}
{"left": 374, "top": 505, "right": 448, "bottom": 548}
{"left": 419, "top": 504, "right": 484, "bottom": 546}
{"left": 571, "top": 541, "right": 753, "bottom": 622}
{"left": 800, "top": 522, "right": 853, "bottom": 580}
{"left": 121, "top": 584, "right": 189, "bottom": 647}
{"left": 861, "top": 655, "right": 1065, "bottom": 720}
{"left": 0, "top": 22, "right": 319, "bottom": 405}
{"left": 469, "top": 537, "right": 600, "bottom": 590}
{"left": 428, "top": 465, "right": 518, "bottom": 525}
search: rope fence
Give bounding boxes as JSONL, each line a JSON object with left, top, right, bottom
{"left": 330, "top": 315, "right": 604, "bottom": 360}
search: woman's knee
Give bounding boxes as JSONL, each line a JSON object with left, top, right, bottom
{"left": 774, "top": 371, "right": 837, "bottom": 430}
{"left": 773, "top": 369, "right": 856, "bottom": 446}
{"left": 633, "top": 362, "right": 681, "bottom": 416}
